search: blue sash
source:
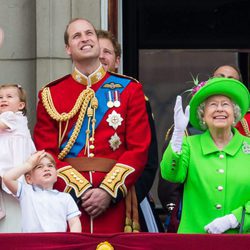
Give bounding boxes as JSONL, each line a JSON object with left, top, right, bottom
{"left": 61, "top": 75, "right": 131, "bottom": 158}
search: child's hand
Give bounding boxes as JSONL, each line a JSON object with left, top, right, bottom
{"left": 25, "top": 150, "right": 46, "bottom": 171}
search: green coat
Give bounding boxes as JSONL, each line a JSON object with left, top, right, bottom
{"left": 161, "top": 128, "right": 250, "bottom": 233}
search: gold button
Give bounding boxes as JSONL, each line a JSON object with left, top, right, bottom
{"left": 80, "top": 180, "right": 83, "bottom": 184}
{"left": 89, "top": 153, "right": 94, "bottom": 157}
{"left": 108, "top": 179, "right": 112, "bottom": 183}
{"left": 218, "top": 169, "right": 224, "bottom": 174}
{"left": 90, "top": 137, "right": 95, "bottom": 142}
{"left": 217, "top": 186, "right": 223, "bottom": 191}
{"left": 90, "top": 145, "right": 95, "bottom": 149}
{"left": 115, "top": 169, "right": 120, "bottom": 173}
{"left": 216, "top": 204, "right": 222, "bottom": 209}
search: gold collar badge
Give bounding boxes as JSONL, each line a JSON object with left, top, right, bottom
{"left": 72, "top": 65, "right": 106, "bottom": 87}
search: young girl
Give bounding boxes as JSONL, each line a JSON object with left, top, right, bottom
{"left": 0, "top": 83, "right": 35, "bottom": 232}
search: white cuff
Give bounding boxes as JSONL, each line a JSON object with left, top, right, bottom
{"left": 228, "top": 214, "right": 239, "bottom": 229}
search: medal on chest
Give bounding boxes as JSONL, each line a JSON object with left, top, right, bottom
{"left": 106, "top": 90, "right": 121, "bottom": 108}
{"left": 106, "top": 110, "right": 123, "bottom": 151}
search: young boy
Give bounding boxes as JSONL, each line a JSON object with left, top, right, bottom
{"left": 3, "top": 150, "right": 81, "bottom": 232}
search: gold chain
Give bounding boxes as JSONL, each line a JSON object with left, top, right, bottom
{"left": 240, "top": 118, "right": 250, "bottom": 137}
{"left": 41, "top": 87, "right": 96, "bottom": 159}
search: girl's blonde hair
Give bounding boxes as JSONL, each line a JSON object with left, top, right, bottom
{"left": 0, "top": 84, "right": 27, "bottom": 115}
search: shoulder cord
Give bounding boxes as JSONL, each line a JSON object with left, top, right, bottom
{"left": 41, "top": 87, "right": 97, "bottom": 159}
{"left": 240, "top": 118, "right": 250, "bottom": 137}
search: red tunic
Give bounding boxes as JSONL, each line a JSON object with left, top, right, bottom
{"left": 235, "top": 112, "right": 250, "bottom": 137}
{"left": 34, "top": 69, "right": 151, "bottom": 233}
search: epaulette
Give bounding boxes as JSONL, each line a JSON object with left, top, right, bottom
{"left": 40, "top": 74, "right": 71, "bottom": 90}
{"left": 108, "top": 71, "right": 139, "bottom": 83}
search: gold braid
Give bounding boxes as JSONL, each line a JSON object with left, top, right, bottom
{"left": 42, "top": 87, "right": 90, "bottom": 121}
{"left": 240, "top": 118, "right": 250, "bottom": 137}
{"left": 41, "top": 87, "right": 96, "bottom": 160}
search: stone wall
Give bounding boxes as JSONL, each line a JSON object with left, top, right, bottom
{"left": 0, "top": 0, "right": 101, "bottom": 131}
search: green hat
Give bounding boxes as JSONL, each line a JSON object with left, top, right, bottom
{"left": 189, "top": 77, "right": 250, "bottom": 130}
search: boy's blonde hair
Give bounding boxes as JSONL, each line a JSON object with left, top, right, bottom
{"left": 43, "top": 152, "right": 56, "bottom": 166}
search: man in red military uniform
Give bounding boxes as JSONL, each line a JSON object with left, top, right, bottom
{"left": 97, "top": 29, "right": 164, "bottom": 232}
{"left": 33, "top": 18, "right": 151, "bottom": 233}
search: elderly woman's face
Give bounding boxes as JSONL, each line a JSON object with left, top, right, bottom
{"left": 203, "top": 95, "right": 234, "bottom": 130}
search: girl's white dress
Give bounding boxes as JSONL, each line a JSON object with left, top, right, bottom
{"left": 0, "top": 111, "right": 36, "bottom": 232}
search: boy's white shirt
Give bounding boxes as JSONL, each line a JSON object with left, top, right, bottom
{"left": 16, "top": 182, "right": 81, "bottom": 232}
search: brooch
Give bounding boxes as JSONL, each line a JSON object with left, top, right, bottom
{"left": 242, "top": 141, "right": 250, "bottom": 154}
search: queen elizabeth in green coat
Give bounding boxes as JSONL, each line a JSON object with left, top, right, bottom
{"left": 161, "top": 77, "right": 250, "bottom": 234}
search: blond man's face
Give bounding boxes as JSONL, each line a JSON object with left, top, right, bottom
{"left": 65, "top": 19, "right": 100, "bottom": 62}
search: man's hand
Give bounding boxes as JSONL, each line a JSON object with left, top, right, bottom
{"left": 81, "top": 188, "right": 112, "bottom": 218}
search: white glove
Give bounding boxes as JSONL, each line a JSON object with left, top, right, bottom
{"left": 171, "top": 95, "right": 190, "bottom": 152}
{"left": 204, "top": 214, "right": 239, "bottom": 234}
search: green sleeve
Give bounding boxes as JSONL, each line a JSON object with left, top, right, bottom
{"left": 160, "top": 137, "right": 189, "bottom": 183}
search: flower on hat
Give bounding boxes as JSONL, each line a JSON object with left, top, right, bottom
{"left": 184, "top": 74, "right": 208, "bottom": 96}
{"left": 191, "top": 80, "right": 207, "bottom": 96}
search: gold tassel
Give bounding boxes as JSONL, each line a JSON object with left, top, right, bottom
{"left": 84, "top": 107, "right": 93, "bottom": 155}
{"left": 124, "top": 186, "right": 140, "bottom": 233}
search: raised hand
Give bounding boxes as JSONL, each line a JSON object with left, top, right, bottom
{"left": 171, "top": 95, "right": 190, "bottom": 152}
{"left": 174, "top": 95, "right": 190, "bottom": 132}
